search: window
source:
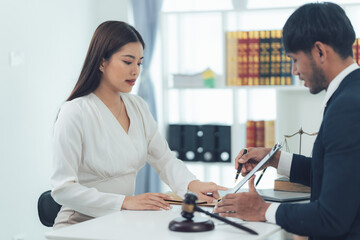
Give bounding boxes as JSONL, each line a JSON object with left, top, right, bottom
{"left": 162, "top": 0, "right": 232, "bottom": 12}
{"left": 247, "top": 0, "right": 360, "bottom": 9}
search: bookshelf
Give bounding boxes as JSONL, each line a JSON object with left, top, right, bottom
{"left": 159, "top": 9, "right": 323, "bottom": 190}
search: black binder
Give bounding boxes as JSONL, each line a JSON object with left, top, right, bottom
{"left": 200, "top": 125, "right": 216, "bottom": 162}
{"left": 168, "top": 124, "right": 183, "bottom": 159}
{"left": 182, "top": 125, "right": 199, "bottom": 161}
{"left": 216, "top": 125, "right": 231, "bottom": 162}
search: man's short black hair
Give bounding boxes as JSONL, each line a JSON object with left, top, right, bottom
{"left": 283, "top": 2, "right": 355, "bottom": 58}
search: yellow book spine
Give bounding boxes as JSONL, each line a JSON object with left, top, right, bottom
{"left": 226, "top": 31, "right": 238, "bottom": 86}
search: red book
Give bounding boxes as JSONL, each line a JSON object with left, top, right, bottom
{"left": 237, "top": 31, "right": 249, "bottom": 85}
{"left": 246, "top": 120, "right": 256, "bottom": 147}
{"left": 255, "top": 120, "right": 265, "bottom": 147}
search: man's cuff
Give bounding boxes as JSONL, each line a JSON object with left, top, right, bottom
{"left": 265, "top": 203, "right": 280, "bottom": 223}
{"left": 277, "top": 151, "right": 293, "bottom": 177}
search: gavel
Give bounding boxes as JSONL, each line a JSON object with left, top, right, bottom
{"left": 169, "top": 193, "right": 258, "bottom": 235}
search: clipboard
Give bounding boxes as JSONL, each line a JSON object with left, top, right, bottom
{"left": 164, "top": 192, "right": 218, "bottom": 207}
{"left": 219, "top": 143, "right": 282, "bottom": 197}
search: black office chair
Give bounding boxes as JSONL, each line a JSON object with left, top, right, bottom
{"left": 37, "top": 190, "right": 62, "bottom": 227}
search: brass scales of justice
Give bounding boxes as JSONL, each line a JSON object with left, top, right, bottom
{"left": 283, "top": 127, "right": 318, "bottom": 155}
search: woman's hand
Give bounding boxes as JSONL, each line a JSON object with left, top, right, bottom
{"left": 121, "top": 193, "right": 173, "bottom": 210}
{"left": 188, "top": 180, "right": 228, "bottom": 203}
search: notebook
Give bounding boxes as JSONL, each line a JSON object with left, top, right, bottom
{"left": 257, "top": 189, "right": 310, "bottom": 202}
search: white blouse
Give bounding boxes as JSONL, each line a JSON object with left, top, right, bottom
{"left": 51, "top": 93, "right": 196, "bottom": 218}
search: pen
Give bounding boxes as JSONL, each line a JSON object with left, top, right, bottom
{"left": 255, "top": 167, "right": 267, "bottom": 187}
{"left": 235, "top": 148, "right": 248, "bottom": 183}
{"left": 255, "top": 144, "right": 279, "bottom": 186}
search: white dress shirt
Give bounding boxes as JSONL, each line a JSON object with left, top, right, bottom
{"left": 265, "top": 63, "right": 359, "bottom": 223}
{"left": 51, "top": 93, "right": 197, "bottom": 219}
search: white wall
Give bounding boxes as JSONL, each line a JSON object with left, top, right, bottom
{"left": 0, "top": 0, "right": 129, "bottom": 239}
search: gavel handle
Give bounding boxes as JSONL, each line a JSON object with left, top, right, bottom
{"left": 195, "top": 207, "right": 258, "bottom": 235}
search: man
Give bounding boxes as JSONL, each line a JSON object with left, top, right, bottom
{"left": 214, "top": 2, "right": 360, "bottom": 240}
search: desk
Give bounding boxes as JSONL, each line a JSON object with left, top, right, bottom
{"left": 46, "top": 205, "right": 281, "bottom": 240}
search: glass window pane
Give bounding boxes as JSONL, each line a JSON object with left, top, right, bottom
{"left": 248, "top": 0, "right": 360, "bottom": 9}
{"left": 168, "top": 89, "right": 233, "bottom": 124}
{"left": 163, "top": 12, "right": 224, "bottom": 75}
{"left": 247, "top": 89, "right": 276, "bottom": 120}
{"left": 163, "top": 0, "right": 232, "bottom": 12}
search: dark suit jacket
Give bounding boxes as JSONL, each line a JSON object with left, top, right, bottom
{"left": 276, "top": 68, "right": 360, "bottom": 240}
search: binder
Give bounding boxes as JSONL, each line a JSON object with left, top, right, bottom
{"left": 168, "top": 124, "right": 232, "bottom": 163}
{"left": 183, "top": 125, "right": 199, "bottom": 161}
{"left": 216, "top": 125, "right": 231, "bottom": 162}
{"left": 168, "top": 124, "right": 183, "bottom": 159}
{"left": 200, "top": 125, "right": 216, "bottom": 162}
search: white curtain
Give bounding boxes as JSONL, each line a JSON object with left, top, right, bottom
{"left": 132, "top": 0, "right": 163, "bottom": 194}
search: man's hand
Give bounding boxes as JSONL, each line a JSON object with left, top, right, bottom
{"left": 213, "top": 176, "right": 270, "bottom": 221}
{"left": 236, "top": 147, "right": 281, "bottom": 176}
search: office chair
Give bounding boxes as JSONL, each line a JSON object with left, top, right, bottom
{"left": 37, "top": 190, "right": 61, "bottom": 227}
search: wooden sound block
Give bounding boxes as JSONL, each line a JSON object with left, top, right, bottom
{"left": 168, "top": 217, "right": 214, "bottom": 232}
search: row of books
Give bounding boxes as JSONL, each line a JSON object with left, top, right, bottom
{"left": 226, "top": 30, "right": 293, "bottom": 86}
{"left": 352, "top": 39, "right": 360, "bottom": 66}
{"left": 246, "top": 120, "right": 275, "bottom": 148}
{"left": 226, "top": 29, "right": 360, "bottom": 87}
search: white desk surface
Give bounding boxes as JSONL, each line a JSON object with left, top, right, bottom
{"left": 45, "top": 205, "right": 281, "bottom": 240}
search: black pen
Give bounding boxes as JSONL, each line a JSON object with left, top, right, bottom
{"left": 255, "top": 167, "right": 267, "bottom": 187}
{"left": 235, "top": 148, "right": 248, "bottom": 183}
{"left": 256, "top": 144, "right": 279, "bottom": 186}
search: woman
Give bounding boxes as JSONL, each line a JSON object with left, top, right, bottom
{"left": 51, "top": 21, "right": 226, "bottom": 229}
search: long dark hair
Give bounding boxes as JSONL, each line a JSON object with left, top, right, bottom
{"left": 67, "top": 21, "right": 145, "bottom": 101}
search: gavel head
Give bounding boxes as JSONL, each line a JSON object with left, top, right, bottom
{"left": 181, "top": 193, "right": 198, "bottom": 220}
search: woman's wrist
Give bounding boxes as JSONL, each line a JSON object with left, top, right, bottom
{"left": 187, "top": 179, "right": 200, "bottom": 191}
